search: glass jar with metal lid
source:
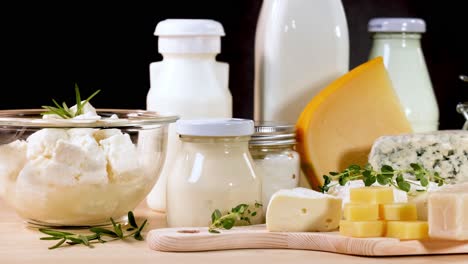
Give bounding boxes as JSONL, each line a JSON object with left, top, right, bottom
{"left": 457, "top": 103, "right": 468, "bottom": 130}
{"left": 249, "top": 122, "right": 300, "bottom": 212}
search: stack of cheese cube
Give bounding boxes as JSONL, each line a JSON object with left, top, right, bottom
{"left": 339, "top": 186, "right": 429, "bottom": 239}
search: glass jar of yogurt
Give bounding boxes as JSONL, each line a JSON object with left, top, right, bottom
{"left": 166, "top": 119, "right": 262, "bottom": 227}
{"left": 249, "top": 123, "right": 300, "bottom": 213}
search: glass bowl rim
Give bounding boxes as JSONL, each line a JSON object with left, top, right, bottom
{"left": 0, "top": 108, "right": 179, "bottom": 128}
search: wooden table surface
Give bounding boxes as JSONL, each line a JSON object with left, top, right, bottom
{"left": 1, "top": 198, "right": 467, "bottom": 264}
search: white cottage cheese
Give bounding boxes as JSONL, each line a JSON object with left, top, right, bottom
{"left": 0, "top": 103, "right": 147, "bottom": 225}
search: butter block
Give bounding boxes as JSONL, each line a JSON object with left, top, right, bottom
{"left": 380, "top": 203, "right": 417, "bottom": 221}
{"left": 350, "top": 186, "right": 394, "bottom": 204}
{"left": 428, "top": 183, "right": 468, "bottom": 240}
{"left": 339, "top": 220, "right": 385, "bottom": 238}
{"left": 344, "top": 203, "right": 379, "bottom": 221}
{"left": 266, "top": 188, "right": 342, "bottom": 232}
{"left": 386, "top": 221, "right": 428, "bottom": 240}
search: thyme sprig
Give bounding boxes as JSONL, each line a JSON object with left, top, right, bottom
{"left": 41, "top": 83, "right": 100, "bottom": 119}
{"left": 319, "top": 163, "right": 446, "bottom": 193}
{"left": 39, "top": 211, "right": 147, "bottom": 249}
{"left": 208, "top": 202, "right": 262, "bottom": 234}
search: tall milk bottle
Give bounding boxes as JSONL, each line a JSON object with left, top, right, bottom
{"left": 254, "top": 0, "right": 349, "bottom": 188}
{"left": 254, "top": 0, "right": 349, "bottom": 124}
{"left": 146, "top": 19, "right": 232, "bottom": 212}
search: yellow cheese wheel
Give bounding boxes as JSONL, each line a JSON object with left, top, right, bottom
{"left": 296, "top": 57, "right": 412, "bottom": 190}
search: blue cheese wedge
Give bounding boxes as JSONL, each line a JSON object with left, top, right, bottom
{"left": 368, "top": 130, "right": 468, "bottom": 184}
{"left": 266, "top": 187, "right": 342, "bottom": 232}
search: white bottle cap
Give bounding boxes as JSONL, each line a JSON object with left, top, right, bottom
{"left": 368, "top": 18, "right": 426, "bottom": 33}
{"left": 155, "top": 19, "right": 225, "bottom": 54}
{"left": 176, "top": 119, "right": 254, "bottom": 137}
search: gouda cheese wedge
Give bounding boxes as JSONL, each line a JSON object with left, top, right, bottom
{"left": 296, "top": 57, "right": 412, "bottom": 190}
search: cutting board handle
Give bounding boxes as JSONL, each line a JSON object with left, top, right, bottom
{"left": 146, "top": 225, "right": 468, "bottom": 256}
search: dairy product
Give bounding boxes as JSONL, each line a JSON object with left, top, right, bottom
{"left": 340, "top": 185, "right": 430, "bottom": 240}
{"left": 166, "top": 119, "right": 261, "bottom": 228}
{"left": 368, "top": 18, "right": 439, "bottom": 132}
{"left": 350, "top": 186, "right": 394, "bottom": 204}
{"left": 369, "top": 130, "right": 468, "bottom": 184}
{"left": 339, "top": 220, "right": 386, "bottom": 238}
{"left": 296, "top": 57, "right": 412, "bottom": 190}
{"left": 249, "top": 123, "right": 300, "bottom": 213}
{"left": 254, "top": 0, "right": 349, "bottom": 123}
{"left": 343, "top": 203, "right": 379, "bottom": 221}
{"left": 428, "top": 182, "right": 468, "bottom": 240}
{"left": 266, "top": 188, "right": 342, "bottom": 232}
{"left": 146, "top": 19, "right": 232, "bottom": 212}
{"left": 0, "top": 141, "right": 27, "bottom": 195}
{"left": 328, "top": 180, "right": 408, "bottom": 207}
{"left": 0, "top": 104, "right": 149, "bottom": 226}
{"left": 386, "top": 221, "right": 429, "bottom": 240}
{"left": 379, "top": 203, "right": 417, "bottom": 221}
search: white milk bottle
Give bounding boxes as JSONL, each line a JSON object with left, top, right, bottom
{"left": 146, "top": 19, "right": 232, "bottom": 212}
{"left": 254, "top": 0, "right": 349, "bottom": 123}
{"left": 368, "top": 18, "right": 439, "bottom": 132}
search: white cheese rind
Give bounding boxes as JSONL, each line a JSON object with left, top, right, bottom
{"left": 428, "top": 182, "right": 468, "bottom": 240}
{"left": 369, "top": 130, "right": 468, "bottom": 184}
{"left": 266, "top": 188, "right": 342, "bottom": 232}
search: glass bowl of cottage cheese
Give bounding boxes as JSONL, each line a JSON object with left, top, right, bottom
{"left": 0, "top": 105, "right": 178, "bottom": 227}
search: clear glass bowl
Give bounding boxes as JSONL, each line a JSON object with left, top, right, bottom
{"left": 0, "top": 109, "right": 178, "bottom": 227}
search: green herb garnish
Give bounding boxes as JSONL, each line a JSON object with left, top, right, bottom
{"left": 208, "top": 202, "right": 262, "bottom": 234}
{"left": 41, "top": 83, "right": 100, "bottom": 119}
{"left": 38, "top": 211, "right": 147, "bottom": 249}
{"left": 319, "top": 163, "right": 445, "bottom": 193}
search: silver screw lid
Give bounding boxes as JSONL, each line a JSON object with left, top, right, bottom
{"left": 250, "top": 122, "right": 296, "bottom": 146}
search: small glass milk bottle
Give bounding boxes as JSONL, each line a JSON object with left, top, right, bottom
{"left": 249, "top": 123, "right": 300, "bottom": 213}
{"left": 368, "top": 18, "right": 439, "bottom": 132}
{"left": 166, "top": 119, "right": 262, "bottom": 227}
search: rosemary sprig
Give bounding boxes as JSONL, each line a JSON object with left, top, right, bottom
{"left": 38, "top": 211, "right": 147, "bottom": 249}
{"left": 319, "top": 163, "right": 446, "bottom": 193}
{"left": 41, "top": 83, "right": 100, "bottom": 119}
{"left": 208, "top": 202, "right": 262, "bottom": 234}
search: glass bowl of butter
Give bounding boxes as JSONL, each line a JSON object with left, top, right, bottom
{"left": 0, "top": 106, "right": 178, "bottom": 227}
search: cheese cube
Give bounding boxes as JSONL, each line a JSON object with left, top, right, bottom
{"left": 379, "top": 203, "right": 417, "bottom": 221}
{"left": 339, "top": 220, "right": 385, "bottom": 238}
{"left": 266, "top": 188, "right": 342, "bottom": 232}
{"left": 428, "top": 183, "right": 468, "bottom": 240}
{"left": 386, "top": 221, "right": 428, "bottom": 240}
{"left": 343, "top": 203, "right": 379, "bottom": 221}
{"left": 350, "top": 186, "right": 394, "bottom": 204}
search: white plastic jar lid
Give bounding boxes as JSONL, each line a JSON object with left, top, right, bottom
{"left": 154, "top": 19, "right": 225, "bottom": 54}
{"left": 176, "top": 119, "right": 254, "bottom": 137}
{"left": 368, "top": 18, "right": 426, "bottom": 33}
{"left": 155, "top": 19, "right": 225, "bottom": 37}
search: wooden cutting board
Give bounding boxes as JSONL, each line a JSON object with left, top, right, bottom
{"left": 147, "top": 225, "right": 468, "bottom": 256}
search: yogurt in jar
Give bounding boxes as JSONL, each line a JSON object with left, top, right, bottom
{"left": 166, "top": 119, "right": 262, "bottom": 227}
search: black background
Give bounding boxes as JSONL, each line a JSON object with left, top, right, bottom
{"left": 2, "top": 0, "right": 467, "bottom": 129}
